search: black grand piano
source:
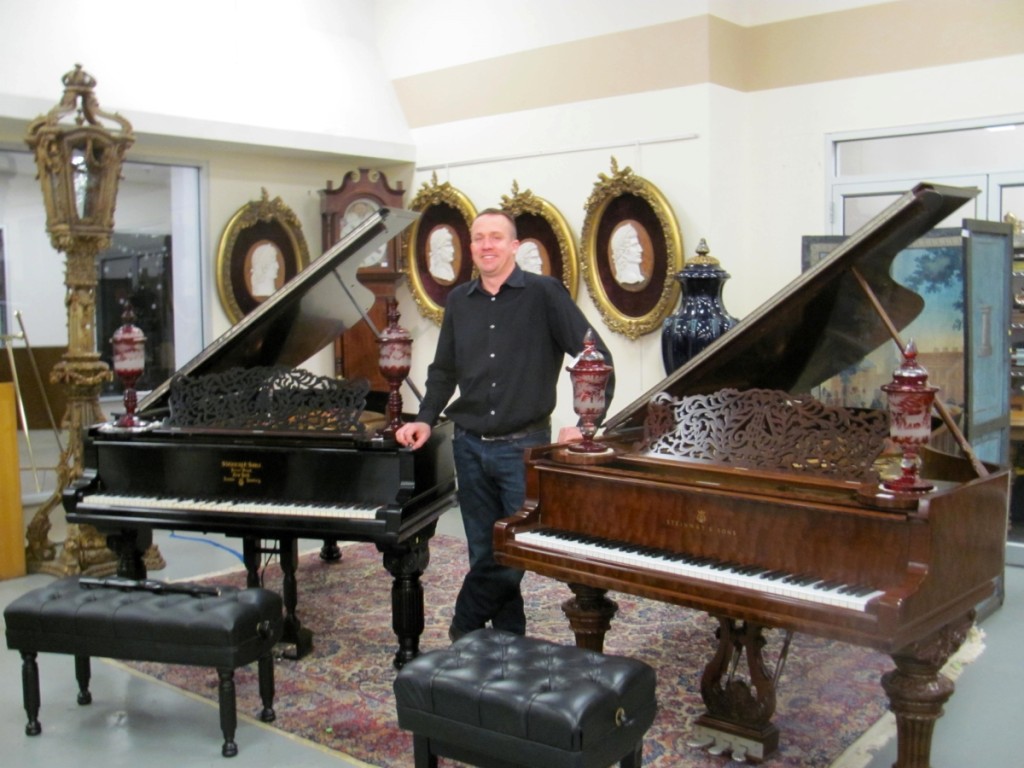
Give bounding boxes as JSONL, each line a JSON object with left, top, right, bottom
{"left": 494, "top": 183, "right": 1010, "bottom": 767}
{"left": 63, "top": 207, "right": 456, "bottom": 668}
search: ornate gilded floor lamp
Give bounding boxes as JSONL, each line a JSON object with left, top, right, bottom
{"left": 23, "top": 64, "right": 162, "bottom": 575}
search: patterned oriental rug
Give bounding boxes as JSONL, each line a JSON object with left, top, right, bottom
{"left": 124, "top": 534, "right": 982, "bottom": 768}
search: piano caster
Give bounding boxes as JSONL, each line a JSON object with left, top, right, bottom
{"left": 319, "top": 540, "right": 342, "bottom": 562}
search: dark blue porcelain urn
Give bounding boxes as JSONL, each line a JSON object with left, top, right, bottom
{"left": 661, "top": 239, "right": 737, "bottom": 375}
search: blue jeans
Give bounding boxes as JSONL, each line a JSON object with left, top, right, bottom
{"left": 451, "top": 425, "right": 551, "bottom": 635}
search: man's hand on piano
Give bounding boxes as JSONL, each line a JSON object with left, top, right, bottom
{"left": 558, "top": 426, "right": 583, "bottom": 443}
{"left": 396, "top": 421, "right": 432, "bottom": 450}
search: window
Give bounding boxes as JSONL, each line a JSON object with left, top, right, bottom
{"left": 828, "top": 117, "right": 1024, "bottom": 234}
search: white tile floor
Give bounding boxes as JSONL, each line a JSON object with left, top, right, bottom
{"left": 1, "top": 431, "right": 1020, "bottom": 767}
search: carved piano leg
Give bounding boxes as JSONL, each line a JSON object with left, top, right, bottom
{"left": 242, "top": 536, "right": 313, "bottom": 660}
{"left": 562, "top": 583, "right": 618, "bottom": 653}
{"left": 690, "top": 616, "right": 779, "bottom": 763}
{"left": 381, "top": 534, "right": 431, "bottom": 669}
{"left": 882, "top": 612, "right": 973, "bottom": 768}
{"left": 106, "top": 528, "right": 153, "bottom": 580}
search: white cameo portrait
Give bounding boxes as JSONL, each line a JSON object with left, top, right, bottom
{"left": 248, "top": 240, "right": 283, "bottom": 298}
{"left": 609, "top": 221, "right": 646, "bottom": 286}
{"left": 427, "top": 225, "right": 457, "bottom": 283}
{"left": 516, "top": 239, "right": 544, "bottom": 275}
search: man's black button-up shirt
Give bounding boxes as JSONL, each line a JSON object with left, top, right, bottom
{"left": 415, "top": 266, "right": 614, "bottom": 436}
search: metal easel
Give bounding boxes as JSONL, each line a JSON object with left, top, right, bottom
{"left": 1, "top": 310, "right": 63, "bottom": 493}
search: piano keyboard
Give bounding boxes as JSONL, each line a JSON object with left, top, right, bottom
{"left": 81, "top": 493, "right": 383, "bottom": 520}
{"left": 515, "top": 529, "right": 884, "bottom": 612}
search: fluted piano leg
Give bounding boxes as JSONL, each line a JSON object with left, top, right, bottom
{"left": 381, "top": 532, "right": 432, "bottom": 669}
{"left": 882, "top": 612, "right": 973, "bottom": 768}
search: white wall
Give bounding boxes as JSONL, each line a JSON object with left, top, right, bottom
{"left": 0, "top": 0, "right": 414, "bottom": 159}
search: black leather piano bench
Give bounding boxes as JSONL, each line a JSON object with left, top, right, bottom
{"left": 3, "top": 575, "right": 283, "bottom": 758}
{"left": 393, "top": 629, "right": 657, "bottom": 768}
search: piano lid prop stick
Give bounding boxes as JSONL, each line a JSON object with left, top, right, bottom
{"left": 850, "top": 267, "right": 988, "bottom": 479}
{"left": 330, "top": 270, "right": 425, "bottom": 404}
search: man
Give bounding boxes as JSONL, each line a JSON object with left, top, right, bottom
{"left": 396, "top": 208, "right": 614, "bottom": 641}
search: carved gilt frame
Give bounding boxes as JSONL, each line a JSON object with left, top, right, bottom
{"left": 216, "top": 188, "right": 310, "bottom": 324}
{"left": 405, "top": 173, "right": 477, "bottom": 324}
{"left": 580, "top": 158, "right": 683, "bottom": 339}
{"left": 500, "top": 181, "right": 579, "bottom": 299}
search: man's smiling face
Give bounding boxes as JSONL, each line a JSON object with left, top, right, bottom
{"left": 470, "top": 212, "right": 519, "bottom": 286}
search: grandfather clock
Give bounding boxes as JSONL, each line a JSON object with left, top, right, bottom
{"left": 320, "top": 169, "right": 405, "bottom": 392}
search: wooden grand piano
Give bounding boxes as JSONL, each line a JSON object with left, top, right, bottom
{"left": 494, "top": 183, "right": 1010, "bottom": 766}
{"left": 63, "top": 207, "right": 457, "bottom": 668}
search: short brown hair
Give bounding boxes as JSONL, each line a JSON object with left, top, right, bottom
{"left": 473, "top": 208, "right": 517, "bottom": 239}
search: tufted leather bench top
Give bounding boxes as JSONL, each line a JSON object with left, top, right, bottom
{"left": 394, "top": 629, "right": 657, "bottom": 768}
{"left": 5, "top": 576, "right": 281, "bottom": 668}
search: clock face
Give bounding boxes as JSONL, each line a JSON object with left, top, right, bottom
{"left": 341, "top": 198, "right": 387, "bottom": 267}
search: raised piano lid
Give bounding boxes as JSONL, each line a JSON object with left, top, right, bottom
{"left": 604, "top": 182, "right": 978, "bottom": 434}
{"left": 135, "top": 206, "right": 419, "bottom": 419}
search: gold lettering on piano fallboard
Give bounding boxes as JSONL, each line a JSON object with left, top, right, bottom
{"left": 665, "top": 512, "right": 738, "bottom": 538}
{"left": 221, "top": 460, "right": 263, "bottom": 488}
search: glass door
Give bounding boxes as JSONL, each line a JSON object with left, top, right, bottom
{"left": 991, "top": 173, "right": 1024, "bottom": 566}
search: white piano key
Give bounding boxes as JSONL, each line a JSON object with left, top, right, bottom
{"left": 82, "top": 492, "right": 382, "bottom": 520}
{"left": 515, "top": 530, "right": 883, "bottom": 612}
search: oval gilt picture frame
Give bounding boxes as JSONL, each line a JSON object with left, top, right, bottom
{"left": 216, "top": 188, "right": 311, "bottom": 324}
{"left": 500, "top": 181, "right": 579, "bottom": 300}
{"left": 580, "top": 158, "right": 683, "bottom": 339}
{"left": 405, "top": 173, "right": 477, "bottom": 325}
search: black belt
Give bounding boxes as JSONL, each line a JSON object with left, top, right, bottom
{"left": 474, "top": 418, "right": 551, "bottom": 442}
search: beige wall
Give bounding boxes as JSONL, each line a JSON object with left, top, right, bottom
{"left": 389, "top": 0, "right": 1024, "bottom": 126}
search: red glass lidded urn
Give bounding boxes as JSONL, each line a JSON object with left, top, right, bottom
{"left": 564, "top": 328, "right": 615, "bottom": 461}
{"left": 881, "top": 340, "right": 938, "bottom": 493}
{"left": 110, "top": 303, "right": 146, "bottom": 428}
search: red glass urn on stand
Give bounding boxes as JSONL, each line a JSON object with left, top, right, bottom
{"left": 377, "top": 298, "right": 412, "bottom": 437}
{"left": 881, "top": 340, "right": 938, "bottom": 493}
{"left": 560, "top": 329, "right": 615, "bottom": 465}
{"left": 110, "top": 304, "right": 146, "bottom": 428}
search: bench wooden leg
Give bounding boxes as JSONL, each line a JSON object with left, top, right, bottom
{"left": 412, "top": 734, "right": 438, "bottom": 768}
{"left": 217, "top": 668, "right": 238, "bottom": 758}
{"left": 619, "top": 742, "right": 643, "bottom": 767}
{"left": 19, "top": 651, "right": 41, "bottom": 736}
{"left": 257, "top": 653, "right": 275, "bottom": 722}
{"left": 74, "top": 655, "right": 92, "bottom": 705}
